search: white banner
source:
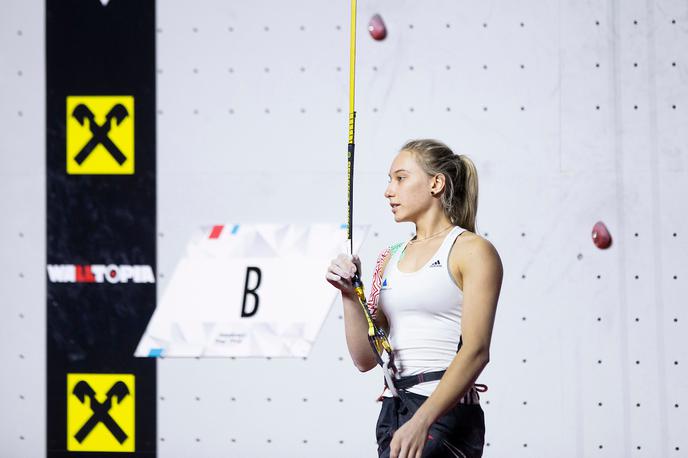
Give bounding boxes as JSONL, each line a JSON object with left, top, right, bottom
{"left": 135, "top": 223, "right": 368, "bottom": 358}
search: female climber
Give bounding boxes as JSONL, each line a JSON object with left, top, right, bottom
{"left": 326, "top": 139, "right": 503, "bottom": 458}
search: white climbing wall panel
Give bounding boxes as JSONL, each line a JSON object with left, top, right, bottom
{"left": 1, "top": 0, "right": 46, "bottom": 455}
{"left": 154, "top": 0, "right": 688, "bottom": 455}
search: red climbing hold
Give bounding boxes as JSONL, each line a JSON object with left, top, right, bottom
{"left": 592, "top": 221, "right": 612, "bottom": 249}
{"left": 368, "top": 14, "right": 387, "bottom": 41}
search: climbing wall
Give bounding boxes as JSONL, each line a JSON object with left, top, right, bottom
{"left": 1, "top": 0, "right": 687, "bottom": 456}
{"left": 156, "top": 0, "right": 688, "bottom": 455}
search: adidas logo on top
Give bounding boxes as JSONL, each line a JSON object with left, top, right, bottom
{"left": 429, "top": 259, "right": 442, "bottom": 268}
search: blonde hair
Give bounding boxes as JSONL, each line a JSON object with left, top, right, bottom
{"left": 401, "top": 139, "right": 479, "bottom": 233}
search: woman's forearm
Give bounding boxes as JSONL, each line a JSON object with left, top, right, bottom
{"left": 341, "top": 292, "right": 379, "bottom": 372}
{"left": 413, "top": 348, "right": 490, "bottom": 427}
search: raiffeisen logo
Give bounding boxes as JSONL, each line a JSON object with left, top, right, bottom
{"left": 47, "top": 264, "right": 156, "bottom": 284}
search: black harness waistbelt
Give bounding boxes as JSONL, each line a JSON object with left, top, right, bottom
{"left": 393, "top": 370, "right": 447, "bottom": 390}
{"left": 384, "top": 336, "right": 489, "bottom": 394}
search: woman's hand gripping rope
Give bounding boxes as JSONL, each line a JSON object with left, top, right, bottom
{"left": 326, "top": 253, "right": 382, "bottom": 344}
{"left": 325, "top": 253, "right": 361, "bottom": 297}
{"left": 326, "top": 253, "right": 398, "bottom": 394}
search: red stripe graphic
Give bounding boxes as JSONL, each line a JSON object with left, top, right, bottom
{"left": 209, "top": 225, "right": 224, "bottom": 239}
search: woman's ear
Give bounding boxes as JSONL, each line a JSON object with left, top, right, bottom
{"left": 432, "top": 173, "right": 446, "bottom": 195}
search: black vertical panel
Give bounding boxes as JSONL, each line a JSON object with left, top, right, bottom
{"left": 46, "top": 0, "right": 156, "bottom": 456}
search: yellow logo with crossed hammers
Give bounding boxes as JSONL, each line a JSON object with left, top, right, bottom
{"left": 66, "top": 95, "right": 135, "bottom": 175}
{"left": 67, "top": 373, "right": 135, "bottom": 452}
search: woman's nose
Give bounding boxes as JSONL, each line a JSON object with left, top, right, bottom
{"left": 384, "top": 184, "right": 393, "bottom": 198}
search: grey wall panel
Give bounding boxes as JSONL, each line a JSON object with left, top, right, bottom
{"left": 0, "top": 1, "right": 45, "bottom": 456}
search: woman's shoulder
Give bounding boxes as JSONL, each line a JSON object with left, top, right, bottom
{"left": 452, "top": 229, "right": 501, "bottom": 263}
{"left": 448, "top": 231, "right": 502, "bottom": 289}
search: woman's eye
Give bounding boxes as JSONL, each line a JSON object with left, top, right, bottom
{"left": 397, "top": 176, "right": 405, "bottom": 181}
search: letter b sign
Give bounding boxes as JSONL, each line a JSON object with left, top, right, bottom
{"left": 241, "top": 267, "right": 261, "bottom": 318}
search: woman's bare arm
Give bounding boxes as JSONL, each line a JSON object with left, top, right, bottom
{"left": 341, "top": 291, "right": 380, "bottom": 372}
{"left": 327, "top": 253, "right": 382, "bottom": 372}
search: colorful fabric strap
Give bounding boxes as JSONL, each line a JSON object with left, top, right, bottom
{"left": 367, "top": 242, "right": 403, "bottom": 319}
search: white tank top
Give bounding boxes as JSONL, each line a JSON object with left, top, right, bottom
{"left": 379, "top": 226, "right": 466, "bottom": 397}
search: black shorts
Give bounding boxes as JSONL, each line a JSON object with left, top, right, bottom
{"left": 375, "top": 391, "right": 485, "bottom": 458}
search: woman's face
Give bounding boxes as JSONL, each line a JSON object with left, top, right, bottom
{"left": 384, "top": 149, "right": 436, "bottom": 223}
